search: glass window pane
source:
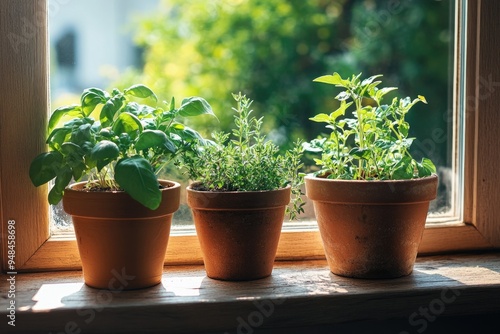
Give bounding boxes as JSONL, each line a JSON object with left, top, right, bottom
{"left": 48, "top": 0, "right": 162, "bottom": 233}
{"left": 49, "top": 0, "right": 459, "bottom": 234}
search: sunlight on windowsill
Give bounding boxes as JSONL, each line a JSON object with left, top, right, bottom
{"left": 5, "top": 253, "right": 500, "bottom": 334}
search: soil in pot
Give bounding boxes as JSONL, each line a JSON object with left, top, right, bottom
{"left": 187, "top": 186, "right": 290, "bottom": 281}
{"left": 63, "top": 180, "right": 180, "bottom": 290}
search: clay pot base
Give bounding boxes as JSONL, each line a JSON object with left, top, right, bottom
{"left": 327, "top": 261, "right": 417, "bottom": 279}
{"left": 73, "top": 216, "right": 171, "bottom": 290}
{"left": 306, "top": 175, "right": 438, "bottom": 279}
{"left": 193, "top": 208, "right": 285, "bottom": 281}
{"left": 187, "top": 186, "right": 290, "bottom": 281}
{"left": 64, "top": 180, "right": 180, "bottom": 290}
{"left": 316, "top": 201, "right": 430, "bottom": 279}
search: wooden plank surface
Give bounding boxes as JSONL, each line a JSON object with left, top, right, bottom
{"left": 2, "top": 253, "right": 499, "bottom": 334}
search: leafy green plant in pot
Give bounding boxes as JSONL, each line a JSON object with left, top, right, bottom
{"left": 180, "top": 93, "right": 305, "bottom": 281}
{"left": 304, "top": 73, "right": 438, "bottom": 279}
{"left": 29, "top": 84, "right": 215, "bottom": 289}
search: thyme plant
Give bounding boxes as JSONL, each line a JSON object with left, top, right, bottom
{"left": 305, "top": 72, "right": 436, "bottom": 180}
{"left": 180, "top": 93, "right": 305, "bottom": 220}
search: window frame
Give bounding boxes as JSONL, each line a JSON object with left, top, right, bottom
{"left": 1, "top": 0, "right": 498, "bottom": 273}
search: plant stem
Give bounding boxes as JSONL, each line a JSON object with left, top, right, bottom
{"left": 352, "top": 88, "right": 365, "bottom": 179}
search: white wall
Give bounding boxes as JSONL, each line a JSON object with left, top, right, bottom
{"left": 49, "top": 0, "right": 159, "bottom": 94}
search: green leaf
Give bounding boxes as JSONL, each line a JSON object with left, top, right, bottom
{"left": 48, "top": 166, "right": 73, "bottom": 205}
{"left": 366, "top": 82, "right": 383, "bottom": 95}
{"left": 112, "top": 112, "right": 143, "bottom": 139}
{"left": 60, "top": 142, "right": 83, "bottom": 156}
{"left": 135, "top": 130, "right": 169, "bottom": 151}
{"left": 309, "top": 113, "right": 330, "bottom": 123}
{"left": 48, "top": 187, "right": 63, "bottom": 205}
{"left": 335, "top": 91, "right": 350, "bottom": 101}
{"left": 63, "top": 118, "right": 84, "bottom": 129}
{"left": 54, "top": 167, "right": 73, "bottom": 193}
{"left": 29, "top": 151, "right": 63, "bottom": 186}
{"left": 361, "top": 74, "right": 382, "bottom": 87}
{"left": 400, "top": 138, "right": 414, "bottom": 148}
{"left": 124, "top": 84, "right": 157, "bottom": 101}
{"left": 70, "top": 161, "right": 86, "bottom": 181}
{"left": 99, "top": 127, "right": 113, "bottom": 138}
{"left": 87, "top": 87, "right": 109, "bottom": 100}
{"left": 71, "top": 123, "right": 93, "bottom": 144}
{"left": 331, "top": 101, "right": 352, "bottom": 121}
{"left": 349, "top": 147, "right": 371, "bottom": 160}
{"left": 163, "top": 137, "right": 177, "bottom": 153}
{"left": 399, "top": 121, "right": 410, "bottom": 137}
{"left": 81, "top": 88, "right": 107, "bottom": 116}
{"left": 169, "top": 96, "right": 176, "bottom": 111}
{"left": 48, "top": 105, "right": 83, "bottom": 134}
{"left": 302, "top": 141, "right": 323, "bottom": 153}
{"left": 80, "top": 140, "right": 95, "bottom": 155}
{"left": 178, "top": 97, "right": 216, "bottom": 118}
{"left": 171, "top": 122, "right": 185, "bottom": 130}
{"left": 135, "top": 104, "right": 157, "bottom": 117}
{"left": 374, "top": 87, "right": 398, "bottom": 103}
{"left": 90, "top": 140, "right": 120, "bottom": 171}
{"left": 417, "top": 158, "right": 436, "bottom": 177}
{"left": 46, "top": 128, "right": 72, "bottom": 150}
{"left": 100, "top": 96, "right": 124, "bottom": 127}
{"left": 313, "top": 72, "right": 344, "bottom": 86}
{"left": 418, "top": 95, "right": 428, "bottom": 104}
{"left": 122, "top": 102, "right": 140, "bottom": 115}
{"left": 115, "top": 156, "right": 161, "bottom": 210}
{"left": 374, "top": 139, "right": 393, "bottom": 150}
{"left": 180, "top": 126, "right": 204, "bottom": 142}
{"left": 400, "top": 96, "right": 412, "bottom": 108}
{"left": 392, "top": 156, "right": 415, "bottom": 179}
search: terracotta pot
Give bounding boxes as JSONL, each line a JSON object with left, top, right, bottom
{"left": 187, "top": 185, "right": 290, "bottom": 281}
{"left": 305, "top": 174, "right": 438, "bottom": 279}
{"left": 63, "top": 180, "right": 180, "bottom": 290}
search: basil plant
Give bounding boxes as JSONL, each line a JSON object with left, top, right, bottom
{"left": 304, "top": 72, "right": 436, "bottom": 180}
{"left": 30, "top": 85, "right": 215, "bottom": 210}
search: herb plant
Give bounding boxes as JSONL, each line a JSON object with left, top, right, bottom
{"left": 29, "top": 85, "right": 215, "bottom": 210}
{"left": 180, "top": 93, "right": 305, "bottom": 220}
{"left": 304, "top": 72, "right": 436, "bottom": 180}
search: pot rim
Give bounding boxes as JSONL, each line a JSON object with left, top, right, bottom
{"left": 186, "top": 184, "right": 292, "bottom": 210}
{"left": 67, "top": 179, "right": 180, "bottom": 192}
{"left": 304, "top": 173, "right": 438, "bottom": 184}
{"left": 187, "top": 183, "right": 291, "bottom": 194}
{"left": 305, "top": 174, "right": 438, "bottom": 204}
{"left": 63, "top": 179, "right": 181, "bottom": 218}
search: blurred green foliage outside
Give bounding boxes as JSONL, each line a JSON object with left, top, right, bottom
{"left": 116, "top": 0, "right": 454, "bottom": 171}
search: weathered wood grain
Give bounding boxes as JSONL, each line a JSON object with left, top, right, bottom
{"left": 2, "top": 253, "right": 499, "bottom": 334}
{"left": 0, "top": 0, "right": 50, "bottom": 270}
{"left": 471, "top": 0, "right": 500, "bottom": 247}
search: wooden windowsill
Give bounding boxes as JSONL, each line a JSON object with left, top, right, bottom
{"left": 2, "top": 253, "right": 500, "bottom": 334}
